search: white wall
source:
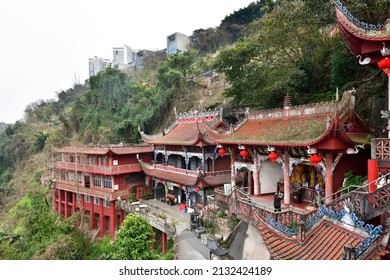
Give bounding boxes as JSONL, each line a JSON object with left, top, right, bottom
{"left": 259, "top": 160, "right": 283, "bottom": 194}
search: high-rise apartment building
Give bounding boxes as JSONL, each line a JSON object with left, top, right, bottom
{"left": 113, "top": 45, "right": 133, "bottom": 66}
{"left": 89, "top": 56, "right": 110, "bottom": 77}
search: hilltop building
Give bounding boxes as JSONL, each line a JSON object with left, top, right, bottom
{"left": 167, "top": 32, "right": 190, "bottom": 55}
{"left": 88, "top": 56, "right": 111, "bottom": 77}
{"left": 52, "top": 144, "right": 153, "bottom": 240}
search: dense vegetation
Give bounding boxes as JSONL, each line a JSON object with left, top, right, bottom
{"left": 1, "top": 0, "right": 389, "bottom": 259}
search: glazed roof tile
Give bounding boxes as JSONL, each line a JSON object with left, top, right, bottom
{"left": 140, "top": 121, "right": 219, "bottom": 146}
{"left": 56, "top": 145, "right": 152, "bottom": 155}
{"left": 220, "top": 113, "right": 332, "bottom": 146}
{"left": 257, "top": 218, "right": 364, "bottom": 260}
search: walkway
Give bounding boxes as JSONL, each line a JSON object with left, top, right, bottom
{"left": 141, "top": 199, "right": 209, "bottom": 260}
{"left": 141, "top": 198, "right": 270, "bottom": 260}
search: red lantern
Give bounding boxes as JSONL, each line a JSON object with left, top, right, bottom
{"left": 218, "top": 148, "right": 227, "bottom": 157}
{"left": 147, "top": 175, "right": 152, "bottom": 180}
{"left": 309, "top": 154, "right": 322, "bottom": 167}
{"left": 178, "top": 183, "right": 183, "bottom": 188}
{"left": 158, "top": 178, "right": 163, "bottom": 182}
{"left": 194, "top": 187, "right": 201, "bottom": 192}
{"left": 240, "top": 149, "right": 249, "bottom": 160}
{"left": 378, "top": 57, "right": 390, "bottom": 75}
{"left": 268, "top": 151, "right": 279, "bottom": 163}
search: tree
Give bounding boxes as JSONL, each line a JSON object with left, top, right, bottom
{"left": 111, "top": 214, "right": 159, "bottom": 260}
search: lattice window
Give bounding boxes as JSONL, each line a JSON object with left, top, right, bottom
{"left": 375, "top": 139, "right": 390, "bottom": 160}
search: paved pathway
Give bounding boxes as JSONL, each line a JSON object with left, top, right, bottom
{"left": 141, "top": 199, "right": 208, "bottom": 260}
{"left": 141, "top": 199, "right": 270, "bottom": 260}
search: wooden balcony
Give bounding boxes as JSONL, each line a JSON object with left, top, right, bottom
{"left": 55, "top": 161, "right": 142, "bottom": 175}
{"left": 54, "top": 180, "right": 130, "bottom": 200}
{"left": 154, "top": 163, "right": 230, "bottom": 177}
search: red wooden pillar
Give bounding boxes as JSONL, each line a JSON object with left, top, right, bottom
{"left": 109, "top": 201, "right": 117, "bottom": 241}
{"left": 368, "top": 159, "right": 379, "bottom": 192}
{"left": 64, "top": 191, "right": 69, "bottom": 218}
{"left": 249, "top": 171, "right": 254, "bottom": 195}
{"left": 162, "top": 232, "right": 168, "bottom": 256}
{"left": 72, "top": 192, "right": 77, "bottom": 214}
{"left": 253, "top": 150, "right": 260, "bottom": 196}
{"left": 52, "top": 189, "right": 57, "bottom": 212}
{"left": 120, "top": 209, "right": 124, "bottom": 225}
{"left": 325, "top": 153, "right": 334, "bottom": 204}
{"left": 99, "top": 199, "right": 106, "bottom": 237}
{"left": 283, "top": 150, "right": 291, "bottom": 205}
{"left": 90, "top": 198, "right": 95, "bottom": 229}
{"left": 57, "top": 190, "right": 62, "bottom": 216}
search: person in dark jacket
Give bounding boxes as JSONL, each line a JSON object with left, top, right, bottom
{"left": 274, "top": 192, "right": 283, "bottom": 212}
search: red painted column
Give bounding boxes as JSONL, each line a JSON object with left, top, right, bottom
{"left": 64, "top": 191, "right": 69, "bottom": 218}
{"left": 72, "top": 192, "right": 77, "bottom": 214}
{"left": 283, "top": 150, "right": 291, "bottom": 205}
{"left": 109, "top": 201, "right": 117, "bottom": 241}
{"left": 249, "top": 171, "right": 254, "bottom": 195}
{"left": 52, "top": 189, "right": 57, "bottom": 212}
{"left": 100, "top": 200, "right": 105, "bottom": 238}
{"left": 368, "top": 159, "right": 379, "bottom": 192}
{"left": 58, "top": 190, "right": 62, "bottom": 217}
{"left": 162, "top": 232, "right": 168, "bottom": 256}
{"left": 325, "top": 153, "right": 334, "bottom": 204}
{"left": 253, "top": 150, "right": 260, "bottom": 196}
{"left": 120, "top": 209, "right": 124, "bottom": 225}
{"left": 90, "top": 198, "right": 95, "bottom": 230}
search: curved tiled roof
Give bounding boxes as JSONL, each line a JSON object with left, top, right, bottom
{"left": 140, "top": 121, "right": 219, "bottom": 146}
{"left": 257, "top": 218, "right": 364, "bottom": 260}
{"left": 55, "top": 145, "right": 152, "bottom": 155}
{"left": 219, "top": 113, "right": 333, "bottom": 147}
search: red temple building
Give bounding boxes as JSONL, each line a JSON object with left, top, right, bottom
{"left": 138, "top": 108, "right": 231, "bottom": 211}
{"left": 52, "top": 144, "right": 153, "bottom": 240}
{"left": 216, "top": 92, "right": 371, "bottom": 206}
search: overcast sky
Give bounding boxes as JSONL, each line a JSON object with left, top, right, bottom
{"left": 0, "top": 0, "right": 254, "bottom": 124}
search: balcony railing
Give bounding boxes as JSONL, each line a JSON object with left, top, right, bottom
{"left": 153, "top": 163, "right": 230, "bottom": 177}
{"left": 54, "top": 181, "right": 130, "bottom": 200}
{"left": 55, "top": 161, "right": 142, "bottom": 174}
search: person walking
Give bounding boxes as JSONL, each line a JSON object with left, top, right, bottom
{"left": 273, "top": 192, "right": 283, "bottom": 212}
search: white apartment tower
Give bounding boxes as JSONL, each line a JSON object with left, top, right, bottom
{"left": 113, "top": 45, "right": 133, "bottom": 66}
{"left": 88, "top": 56, "right": 110, "bottom": 77}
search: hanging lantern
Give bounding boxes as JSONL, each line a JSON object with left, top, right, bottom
{"left": 268, "top": 151, "right": 279, "bottom": 163}
{"left": 218, "top": 148, "right": 227, "bottom": 157}
{"left": 194, "top": 187, "right": 201, "bottom": 192}
{"left": 147, "top": 175, "right": 152, "bottom": 180}
{"left": 309, "top": 154, "right": 322, "bottom": 168}
{"left": 378, "top": 57, "right": 390, "bottom": 75}
{"left": 178, "top": 183, "right": 183, "bottom": 188}
{"left": 240, "top": 149, "right": 249, "bottom": 160}
{"left": 158, "top": 178, "right": 163, "bottom": 182}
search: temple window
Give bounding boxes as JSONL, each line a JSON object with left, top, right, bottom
{"left": 93, "top": 175, "right": 101, "bottom": 187}
{"left": 103, "top": 177, "right": 112, "bottom": 189}
{"left": 94, "top": 197, "right": 100, "bottom": 205}
{"left": 103, "top": 199, "right": 110, "bottom": 208}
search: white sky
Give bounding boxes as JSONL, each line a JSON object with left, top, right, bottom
{"left": 0, "top": 0, "right": 254, "bottom": 124}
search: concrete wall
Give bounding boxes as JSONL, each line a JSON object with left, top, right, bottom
{"left": 260, "top": 160, "right": 283, "bottom": 194}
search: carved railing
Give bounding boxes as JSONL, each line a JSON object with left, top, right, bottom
{"left": 153, "top": 163, "right": 230, "bottom": 178}
{"left": 54, "top": 181, "right": 130, "bottom": 200}
{"left": 55, "top": 161, "right": 142, "bottom": 174}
